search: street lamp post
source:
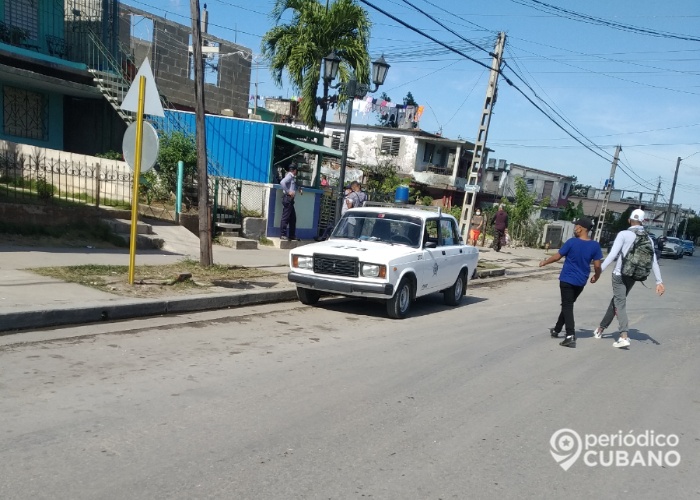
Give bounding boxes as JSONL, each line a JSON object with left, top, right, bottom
{"left": 323, "top": 51, "right": 389, "bottom": 220}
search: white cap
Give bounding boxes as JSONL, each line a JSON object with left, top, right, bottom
{"left": 630, "top": 209, "right": 645, "bottom": 222}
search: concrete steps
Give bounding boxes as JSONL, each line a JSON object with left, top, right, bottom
{"left": 216, "top": 235, "right": 258, "bottom": 250}
{"left": 101, "top": 218, "right": 164, "bottom": 250}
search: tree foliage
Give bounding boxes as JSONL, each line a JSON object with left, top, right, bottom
{"left": 502, "top": 176, "right": 549, "bottom": 246}
{"left": 561, "top": 200, "right": 584, "bottom": 221}
{"left": 684, "top": 217, "right": 700, "bottom": 241}
{"left": 156, "top": 131, "right": 198, "bottom": 193}
{"left": 262, "top": 0, "right": 371, "bottom": 130}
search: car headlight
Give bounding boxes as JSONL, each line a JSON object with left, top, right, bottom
{"left": 361, "top": 263, "right": 387, "bottom": 278}
{"left": 292, "top": 255, "right": 313, "bottom": 270}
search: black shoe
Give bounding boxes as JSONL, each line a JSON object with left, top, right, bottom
{"left": 292, "top": 237, "right": 301, "bottom": 241}
{"left": 549, "top": 327, "right": 560, "bottom": 338}
{"left": 559, "top": 335, "right": 576, "bottom": 348}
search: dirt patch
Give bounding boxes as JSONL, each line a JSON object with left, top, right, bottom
{"left": 28, "top": 260, "right": 286, "bottom": 299}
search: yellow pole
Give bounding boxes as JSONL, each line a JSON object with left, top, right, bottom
{"left": 128, "top": 76, "right": 146, "bottom": 285}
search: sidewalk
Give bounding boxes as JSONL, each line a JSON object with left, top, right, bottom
{"left": 0, "top": 240, "right": 559, "bottom": 334}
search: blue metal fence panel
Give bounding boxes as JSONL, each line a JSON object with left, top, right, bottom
{"left": 160, "top": 110, "right": 274, "bottom": 183}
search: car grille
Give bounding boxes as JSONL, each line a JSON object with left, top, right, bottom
{"left": 313, "top": 254, "right": 359, "bottom": 277}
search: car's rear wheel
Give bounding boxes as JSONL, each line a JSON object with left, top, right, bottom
{"left": 297, "top": 287, "right": 321, "bottom": 305}
{"left": 387, "top": 277, "right": 412, "bottom": 319}
{"left": 444, "top": 270, "right": 466, "bottom": 306}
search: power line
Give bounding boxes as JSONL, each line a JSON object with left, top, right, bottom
{"left": 509, "top": 0, "right": 700, "bottom": 43}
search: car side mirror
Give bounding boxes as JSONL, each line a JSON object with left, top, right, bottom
{"left": 424, "top": 241, "right": 437, "bottom": 249}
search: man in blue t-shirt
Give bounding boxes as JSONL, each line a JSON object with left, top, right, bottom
{"left": 539, "top": 217, "right": 603, "bottom": 348}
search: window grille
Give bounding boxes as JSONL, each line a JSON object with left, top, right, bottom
{"left": 331, "top": 131, "right": 345, "bottom": 151}
{"left": 3, "top": 87, "right": 48, "bottom": 141}
{"left": 4, "top": 0, "right": 38, "bottom": 41}
{"left": 380, "top": 136, "right": 401, "bottom": 156}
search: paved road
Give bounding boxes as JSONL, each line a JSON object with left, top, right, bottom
{"left": 1, "top": 256, "right": 698, "bottom": 499}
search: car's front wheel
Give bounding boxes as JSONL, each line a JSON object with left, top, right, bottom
{"left": 387, "top": 277, "right": 412, "bottom": 319}
{"left": 297, "top": 287, "right": 321, "bottom": 305}
{"left": 444, "top": 270, "right": 466, "bottom": 306}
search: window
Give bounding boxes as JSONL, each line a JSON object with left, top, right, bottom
{"left": 4, "top": 0, "right": 39, "bottom": 41}
{"left": 439, "top": 219, "right": 459, "bottom": 246}
{"left": 492, "top": 174, "right": 500, "bottom": 182}
{"left": 525, "top": 178, "right": 535, "bottom": 192}
{"left": 423, "top": 143, "right": 435, "bottom": 162}
{"left": 3, "top": 86, "right": 48, "bottom": 141}
{"left": 380, "top": 136, "right": 401, "bottom": 156}
{"left": 331, "top": 131, "right": 345, "bottom": 151}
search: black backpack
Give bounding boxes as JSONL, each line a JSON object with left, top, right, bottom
{"left": 620, "top": 230, "right": 654, "bottom": 281}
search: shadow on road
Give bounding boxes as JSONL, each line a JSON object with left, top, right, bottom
{"left": 310, "top": 294, "right": 488, "bottom": 319}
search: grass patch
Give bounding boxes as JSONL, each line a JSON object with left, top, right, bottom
{"left": 28, "top": 259, "right": 278, "bottom": 298}
{"left": 477, "top": 262, "right": 501, "bottom": 270}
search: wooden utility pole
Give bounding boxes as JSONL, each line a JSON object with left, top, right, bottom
{"left": 662, "top": 156, "right": 682, "bottom": 236}
{"left": 458, "top": 32, "right": 506, "bottom": 238}
{"left": 190, "top": 0, "right": 213, "bottom": 266}
{"left": 593, "top": 145, "right": 621, "bottom": 242}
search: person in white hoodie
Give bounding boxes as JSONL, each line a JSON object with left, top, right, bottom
{"left": 594, "top": 209, "right": 665, "bottom": 348}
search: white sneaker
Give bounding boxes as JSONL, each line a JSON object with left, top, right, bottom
{"left": 613, "top": 337, "right": 630, "bottom": 348}
{"left": 593, "top": 327, "right": 604, "bottom": 339}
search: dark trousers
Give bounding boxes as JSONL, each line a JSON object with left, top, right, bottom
{"left": 492, "top": 228, "right": 505, "bottom": 251}
{"left": 555, "top": 281, "right": 585, "bottom": 337}
{"left": 280, "top": 196, "right": 296, "bottom": 238}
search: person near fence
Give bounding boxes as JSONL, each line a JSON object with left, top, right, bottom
{"left": 348, "top": 181, "right": 368, "bottom": 208}
{"left": 539, "top": 217, "right": 603, "bottom": 348}
{"left": 469, "top": 208, "right": 484, "bottom": 245}
{"left": 491, "top": 205, "right": 508, "bottom": 252}
{"left": 593, "top": 209, "right": 665, "bottom": 348}
{"left": 280, "top": 163, "right": 300, "bottom": 241}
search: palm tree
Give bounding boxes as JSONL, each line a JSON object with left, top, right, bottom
{"left": 262, "top": 0, "right": 371, "bottom": 130}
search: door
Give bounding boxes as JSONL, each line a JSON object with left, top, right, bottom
{"left": 438, "top": 217, "right": 465, "bottom": 286}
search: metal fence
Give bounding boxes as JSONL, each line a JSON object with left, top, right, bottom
{"left": 0, "top": 148, "right": 132, "bottom": 207}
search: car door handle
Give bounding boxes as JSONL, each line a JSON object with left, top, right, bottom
{"left": 442, "top": 250, "right": 446, "bottom": 255}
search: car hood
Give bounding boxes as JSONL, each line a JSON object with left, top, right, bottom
{"left": 292, "top": 239, "right": 421, "bottom": 261}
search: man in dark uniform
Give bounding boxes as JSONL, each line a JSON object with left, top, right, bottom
{"left": 280, "top": 164, "right": 300, "bottom": 240}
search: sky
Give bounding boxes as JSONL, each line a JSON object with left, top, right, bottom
{"left": 122, "top": 0, "right": 700, "bottom": 213}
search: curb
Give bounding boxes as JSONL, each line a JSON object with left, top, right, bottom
{"left": 0, "top": 287, "right": 298, "bottom": 335}
{"left": 1, "top": 268, "right": 559, "bottom": 335}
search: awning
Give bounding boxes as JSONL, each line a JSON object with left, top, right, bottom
{"left": 276, "top": 135, "right": 343, "bottom": 158}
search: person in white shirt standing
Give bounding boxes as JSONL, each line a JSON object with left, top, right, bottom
{"left": 594, "top": 209, "right": 665, "bottom": 348}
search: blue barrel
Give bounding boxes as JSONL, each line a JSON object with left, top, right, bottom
{"left": 395, "top": 185, "right": 409, "bottom": 204}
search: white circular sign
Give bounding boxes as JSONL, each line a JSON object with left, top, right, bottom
{"left": 122, "top": 121, "right": 159, "bottom": 173}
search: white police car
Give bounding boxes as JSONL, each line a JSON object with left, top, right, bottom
{"left": 288, "top": 205, "right": 479, "bottom": 319}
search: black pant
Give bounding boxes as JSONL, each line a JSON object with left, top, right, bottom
{"left": 280, "top": 195, "right": 296, "bottom": 239}
{"left": 493, "top": 228, "right": 505, "bottom": 251}
{"left": 555, "top": 281, "right": 585, "bottom": 337}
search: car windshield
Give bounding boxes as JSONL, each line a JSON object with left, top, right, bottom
{"left": 331, "top": 211, "right": 423, "bottom": 248}
{"left": 666, "top": 237, "right": 681, "bottom": 245}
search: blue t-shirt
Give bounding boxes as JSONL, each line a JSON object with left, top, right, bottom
{"left": 558, "top": 237, "right": 603, "bottom": 286}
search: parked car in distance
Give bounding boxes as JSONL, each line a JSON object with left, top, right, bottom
{"left": 288, "top": 205, "right": 479, "bottom": 319}
{"left": 682, "top": 239, "right": 694, "bottom": 256}
{"left": 660, "top": 237, "right": 684, "bottom": 259}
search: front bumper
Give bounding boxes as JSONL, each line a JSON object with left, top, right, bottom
{"left": 288, "top": 272, "right": 394, "bottom": 298}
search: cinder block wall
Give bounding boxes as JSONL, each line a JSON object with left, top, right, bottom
{"left": 119, "top": 5, "right": 251, "bottom": 118}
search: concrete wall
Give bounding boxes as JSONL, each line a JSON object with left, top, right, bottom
{"left": 120, "top": 5, "right": 251, "bottom": 118}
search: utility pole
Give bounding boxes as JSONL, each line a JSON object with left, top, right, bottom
{"left": 662, "top": 156, "right": 681, "bottom": 236}
{"left": 458, "top": 32, "right": 506, "bottom": 238}
{"left": 190, "top": 0, "right": 213, "bottom": 266}
{"left": 593, "top": 145, "right": 621, "bottom": 242}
